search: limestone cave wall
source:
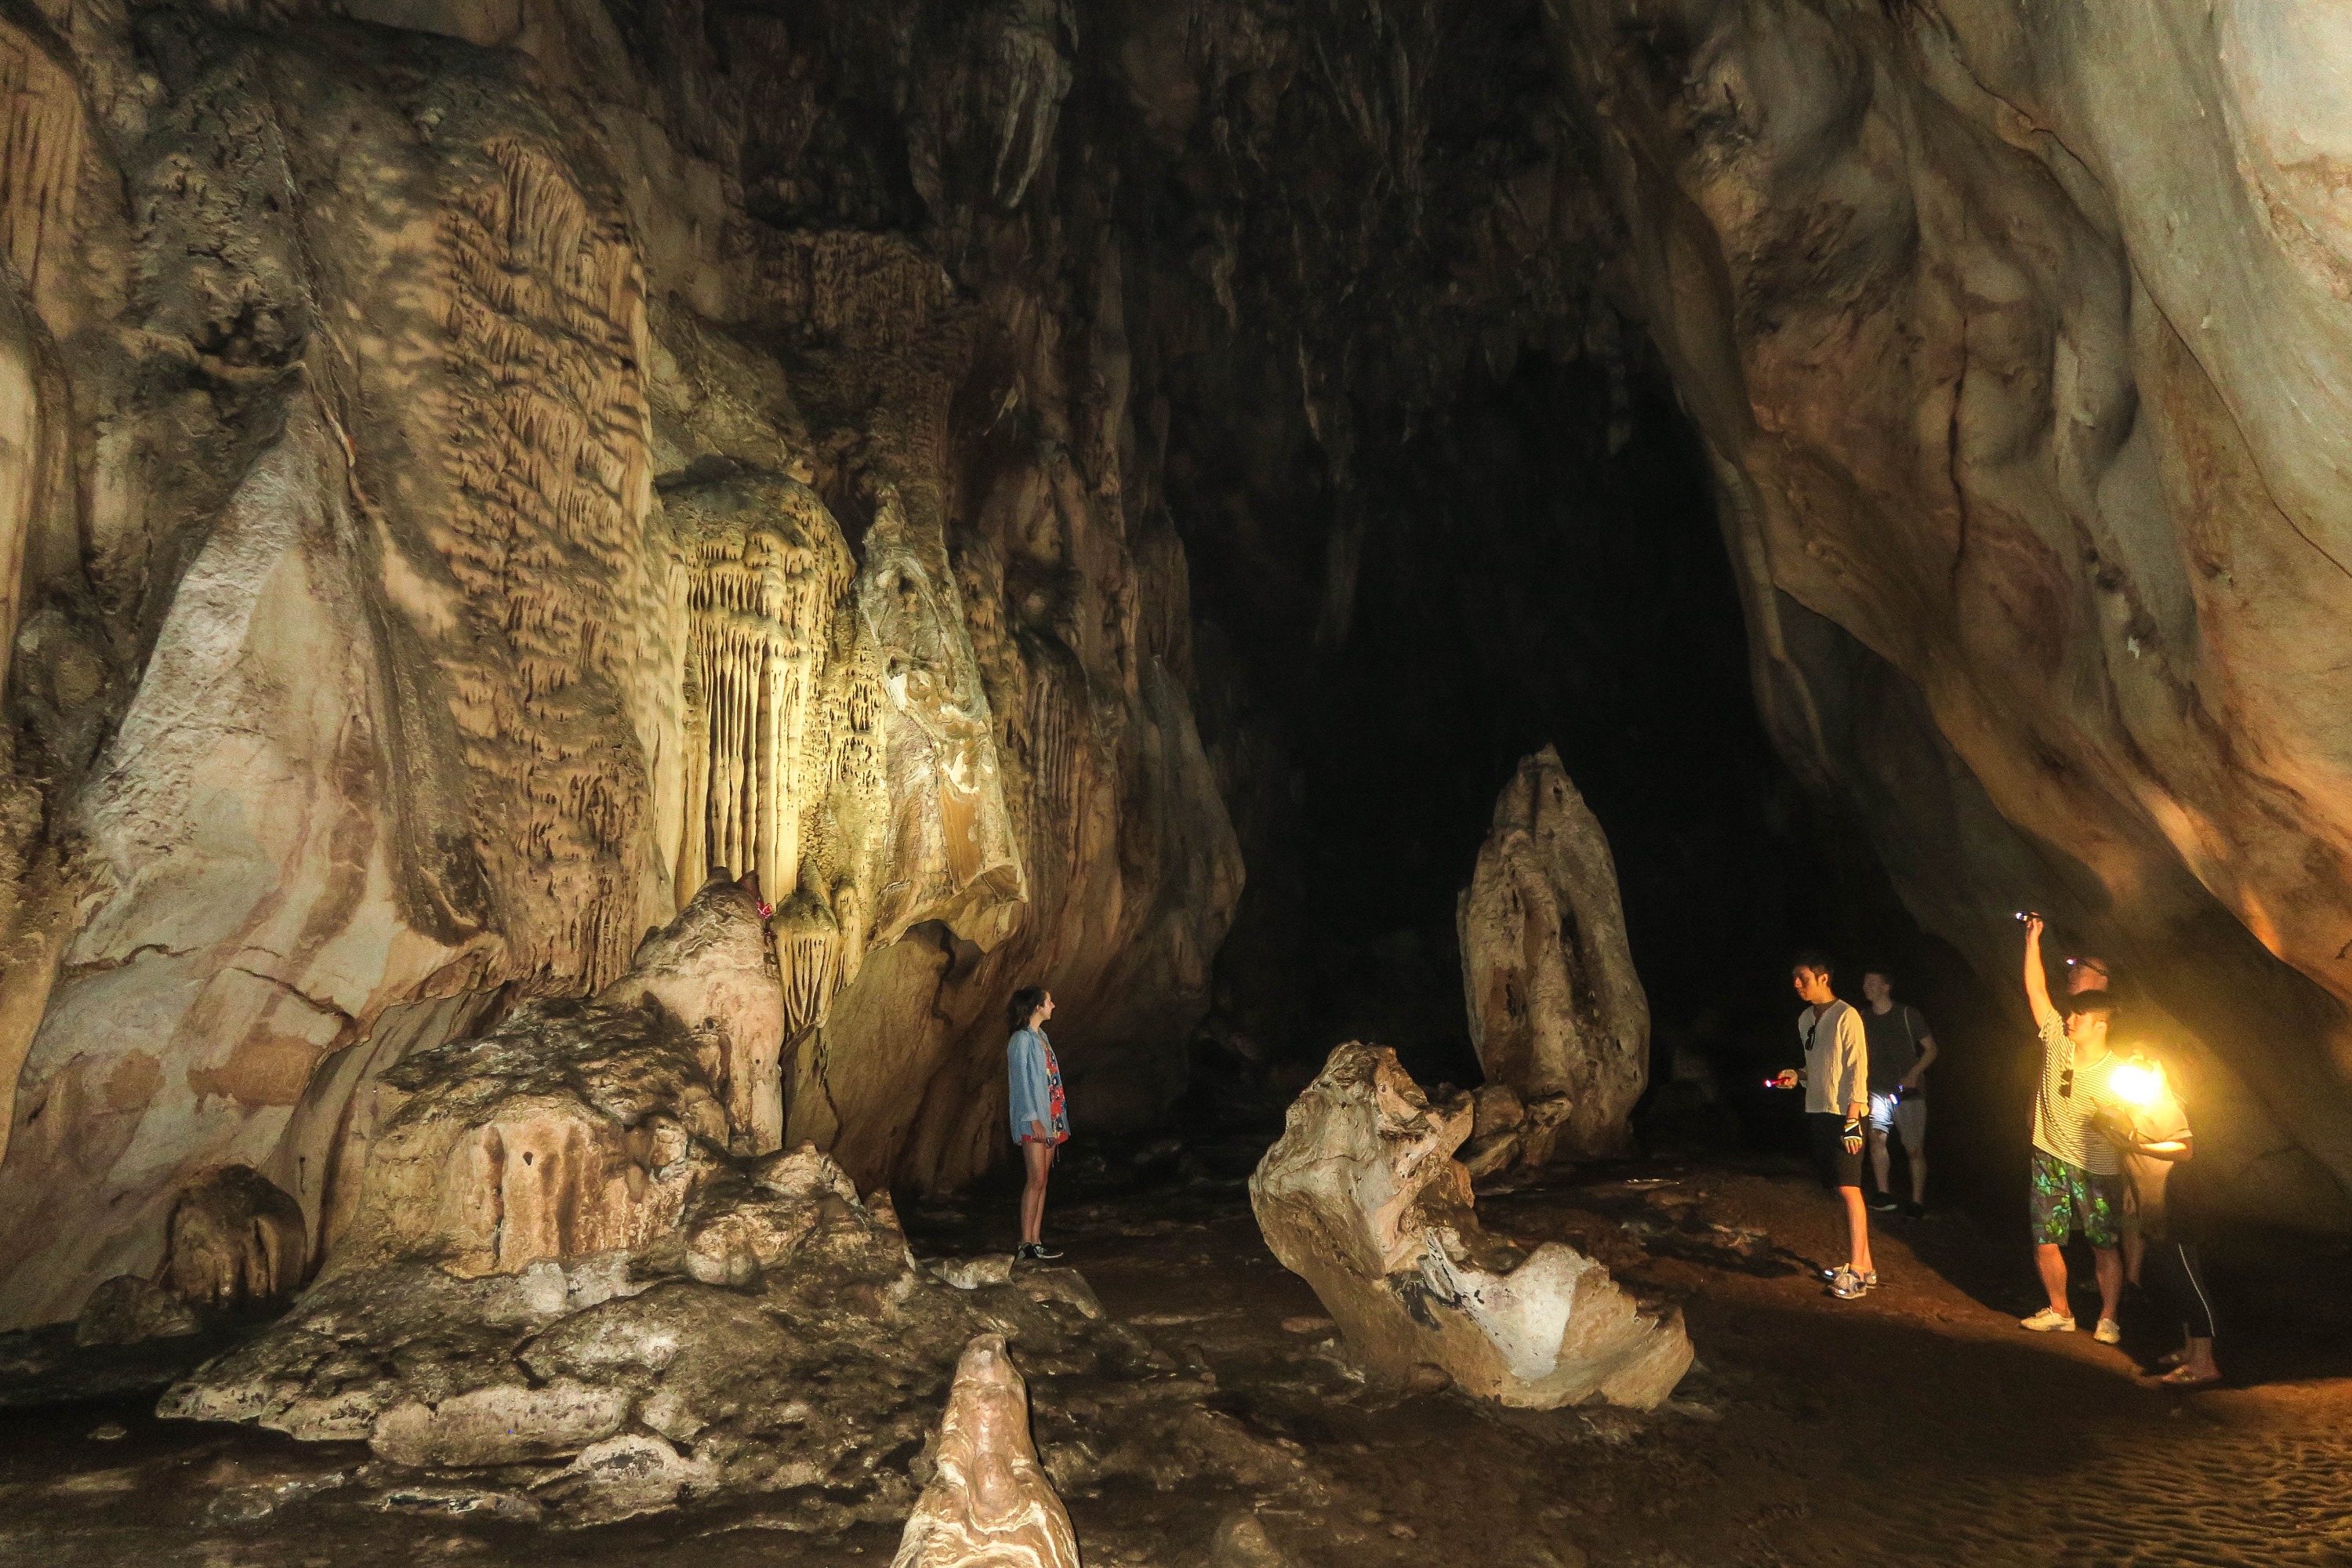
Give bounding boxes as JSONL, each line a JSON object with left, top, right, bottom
{"left": 1552, "top": 0, "right": 2352, "bottom": 1229}
{"left": 0, "top": 0, "right": 1247, "bottom": 1327}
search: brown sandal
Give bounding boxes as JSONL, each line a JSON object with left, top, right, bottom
{"left": 2157, "top": 1364, "right": 2221, "bottom": 1388}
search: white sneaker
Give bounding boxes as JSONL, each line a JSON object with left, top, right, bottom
{"left": 2094, "top": 1317, "right": 2123, "bottom": 1345}
{"left": 2020, "top": 1307, "right": 2076, "bottom": 1333}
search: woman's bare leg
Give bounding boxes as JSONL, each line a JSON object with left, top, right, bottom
{"left": 1020, "top": 1140, "right": 1051, "bottom": 1246}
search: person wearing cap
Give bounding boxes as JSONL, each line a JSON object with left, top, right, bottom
{"left": 2018, "top": 916, "right": 2132, "bottom": 1341}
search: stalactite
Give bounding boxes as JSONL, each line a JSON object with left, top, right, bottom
{"left": 675, "top": 489, "right": 851, "bottom": 909}
{"left": 0, "top": 27, "right": 84, "bottom": 318}
{"left": 432, "top": 134, "right": 659, "bottom": 991}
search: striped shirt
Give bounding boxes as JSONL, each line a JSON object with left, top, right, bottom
{"left": 2031, "top": 1018, "right": 2126, "bottom": 1175}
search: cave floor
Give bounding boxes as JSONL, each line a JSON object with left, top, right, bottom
{"left": 4, "top": 1158, "right": 2349, "bottom": 1567}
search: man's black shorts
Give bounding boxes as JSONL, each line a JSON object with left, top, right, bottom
{"left": 1809, "top": 1111, "right": 1864, "bottom": 1189}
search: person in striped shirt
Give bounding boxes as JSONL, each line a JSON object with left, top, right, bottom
{"left": 2018, "top": 916, "right": 2129, "bottom": 1342}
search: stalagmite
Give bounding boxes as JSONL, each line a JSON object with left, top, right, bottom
{"left": 889, "top": 1334, "right": 1082, "bottom": 1568}
{"left": 600, "top": 873, "right": 787, "bottom": 1156}
{"left": 1250, "top": 1044, "right": 1692, "bottom": 1410}
{"left": 1458, "top": 746, "right": 1650, "bottom": 1161}
{"left": 162, "top": 1166, "right": 308, "bottom": 1311}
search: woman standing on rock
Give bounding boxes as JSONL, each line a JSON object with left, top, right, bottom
{"left": 1007, "top": 986, "right": 1067, "bottom": 1261}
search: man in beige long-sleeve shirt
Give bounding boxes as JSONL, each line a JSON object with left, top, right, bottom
{"left": 1777, "top": 953, "right": 1875, "bottom": 1299}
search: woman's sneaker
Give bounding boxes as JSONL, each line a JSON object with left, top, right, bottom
{"left": 1016, "top": 1242, "right": 1064, "bottom": 1261}
{"left": 1817, "top": 1266, "right": 1878, "bottom": 1288}
{"left": 1829, "top": 1266, "right": 1869, "bottom": 1300}
{"left": 2020, "top": 1307, "right": 2076, "bottom": 1332}
{"left": 2093, "top": 1317, "right": 2124, "bottom": 1345}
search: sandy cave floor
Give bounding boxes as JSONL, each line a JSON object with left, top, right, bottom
{"left": 4, "top": 1156, "right": 2350, "bottom": 1568}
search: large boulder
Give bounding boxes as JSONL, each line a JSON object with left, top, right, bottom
{"left": 889, "top": 1334, "right": 1082, "bottom": 1568}
{"left": 1249, "top": 1043, "right": 1691, "bottom": 1410}
{"left": 1457, "top": 747, "right": 1650, "bottom": 1160}
{"left": 326, "top": 880, "right": 765, "bottom": 1281}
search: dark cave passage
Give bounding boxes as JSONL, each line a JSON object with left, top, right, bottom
{"left": 1166, "top": 344, "right": 2020, "bottom": 1197}
{"left": 1187, "top": 351, "right": 1828, "bottom": 1082}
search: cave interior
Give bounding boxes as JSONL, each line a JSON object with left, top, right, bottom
{"left": 2, "top": 0, "right": 2351, "bottom": 1562}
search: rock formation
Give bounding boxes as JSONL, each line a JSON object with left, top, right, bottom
{"left": 1459, "top": 748, "right": 1650, "bottom": 1161}
{"left": 0, "top": 0, "right": 1240, "bottom": 1328}
{"left": 161, "top": 879, "right": 1262, "bottom": 1524}
{"left": 73, "top": 1276, "right": 199, "bottom": 1348}
{"left": 1250, "top": 1044, "right": 1692, "bottom": 1410}
{"left": 889, "top": 1334, "right": 1082, "bottom": 1568}
{"left": 160, "top": 1165, "right": 309, "bottom": 1311}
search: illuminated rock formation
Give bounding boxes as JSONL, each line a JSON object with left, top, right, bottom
{"left": 161, "top": 890, "right": 1243, "bottom": 1525}
{"left": 1458, "top": 747, "right": 1650, "bottom": 1160}
{"left": 327, "top": 880, "right": 763, "bottom": 1281}
{"left": 0, "top": 2, "right": 1237, "bottom": 1328}
{"left": 1250, "top": 1044, "right": 1692, "bottom": 1410}
{"left": 888, "top": 1334, "right": 1083, "bottom": 1568}
{"left": 10, "top": 0, "right": 2350, "bottom": 1346}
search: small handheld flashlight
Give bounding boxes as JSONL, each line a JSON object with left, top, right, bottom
{"left": 2014, "top": 909, "right": 2042, "bottom": 924}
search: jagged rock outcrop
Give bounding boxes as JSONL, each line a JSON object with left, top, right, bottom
{"left": 1546, "top": 0, "right": 2352, "bottom": 1227}
{"left": 326, "top": 879, "right": 763, "bottom": 1281}
{"left": 0, "top": 0, "right": 1240, "bottom": 1327}
{"left": 161, "top": 882, "right": 1259, "bottom": 1524}
{"left": 1250, "top": 1043, "right": 1692, "bottom": 1410}
{"left": 888, "top": 1334, "right": 1082, "bottom": 1568}
{"left": 1458, "top": 747, "right": 1650, "bottom": 1161}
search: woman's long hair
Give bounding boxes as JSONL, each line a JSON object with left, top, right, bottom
{"left": 1007, "top": 985, "right": 1049, "bottom": 1033}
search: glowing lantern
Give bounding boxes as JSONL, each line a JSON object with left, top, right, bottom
{"left": 2108, "top": 1059, "right": 2165, "bottom": 1109}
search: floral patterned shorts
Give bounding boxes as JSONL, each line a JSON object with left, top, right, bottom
{"left": 2031, "top": 1149, "right": 2122, "bottom": 1248}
